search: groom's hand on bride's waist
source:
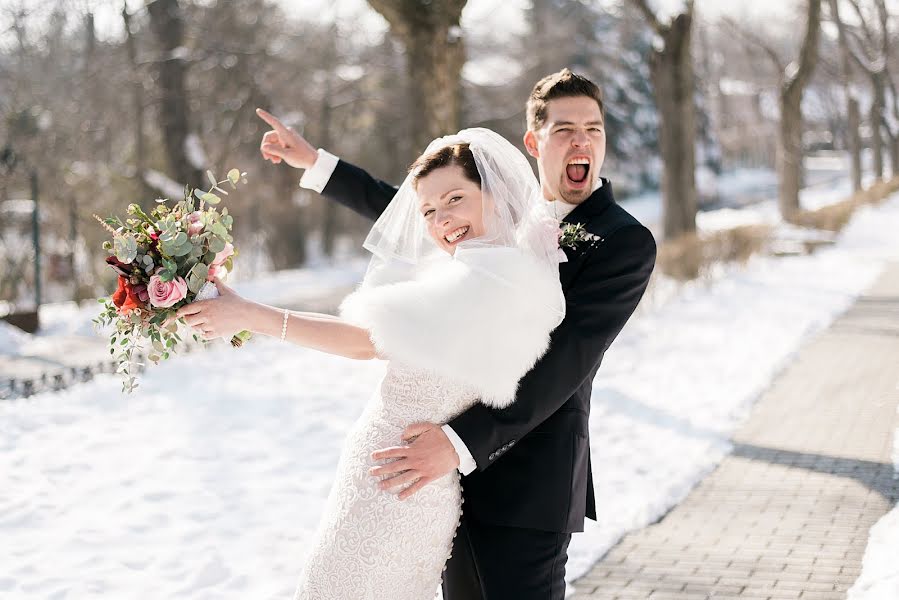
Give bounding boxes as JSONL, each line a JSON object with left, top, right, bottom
{"left": 369, "top": 422, "right": 460, "bottom": 500}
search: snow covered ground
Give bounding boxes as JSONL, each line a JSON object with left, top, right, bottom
{"left": 2, "top": 191, "right": 898, "bottom": 599}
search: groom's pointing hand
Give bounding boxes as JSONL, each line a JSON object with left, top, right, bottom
{"left": 369, "top": 422, "right": 460, "bottom": 501}
{"left": 256, "top": 108, "right": 318, "bottom": 170}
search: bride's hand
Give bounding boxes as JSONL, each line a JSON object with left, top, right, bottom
{"left": 176, "top": 277, "right": 250, "bottom": 341}
{"left": 256, "top": 108, "right": 318, "bottom": 170}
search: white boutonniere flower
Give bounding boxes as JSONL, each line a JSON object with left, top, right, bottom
{"left": 559, "top": 222, "right": 602, "bottom": 251}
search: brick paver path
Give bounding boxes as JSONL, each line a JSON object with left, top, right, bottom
{"left": 574, "top": 263, "right": 899, "bottom": 599}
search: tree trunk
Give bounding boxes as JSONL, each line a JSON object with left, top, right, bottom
{"left": 648, "top": 11, "right": 697, "bottom": 239}
{"left": 848, "top": 96, "right": 863, "bottom": 191}
{"left": 319, "top": 25, "right": 339, "bottom": 258}
{"left": 777, "top": 0, "right": 821, "bottom": 219}
{"left": 870, "top": 74, "right": 885, "bottom": 181}
{"left": 892, "top": 136, "right": 899, "bottom": 178}
{"left": 368, "top": 1, "right": 467, "bottom": 155}
{"left": 147, "top": 0, "right": 202, "bottom": 190}
{"left": 122, "top": 4, "right": 153, "bottom": 207}
{"left": 778, "top": 94, "right": 804, "bottom": 218}
{"left": 829, "top": 0, "right": 863, "bottom": 192}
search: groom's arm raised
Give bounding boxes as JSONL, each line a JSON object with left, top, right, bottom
{"left": 448, "top": 224, "right": 656, "bottom": 471}
{"left": 257, "top": 108, "right": 397, "bottom": 221}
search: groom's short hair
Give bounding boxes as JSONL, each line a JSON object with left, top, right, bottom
{"left": 526, "top": 68, "right": 604, "bottom": 131}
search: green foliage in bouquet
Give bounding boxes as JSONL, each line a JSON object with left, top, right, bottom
{"left": 92, "top": 168, "right": 252, "bottom": 393}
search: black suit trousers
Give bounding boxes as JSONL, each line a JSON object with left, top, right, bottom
{"left": 442, "top": 510, "right": 572, "bottom": 600}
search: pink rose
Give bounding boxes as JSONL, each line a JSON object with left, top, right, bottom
{"left": 186, "top": 211, "right": 205, "bottom": 236}
{"left": 212, "top": 242, "right": 234, "bottom": 266}
{"left": 148, "top": 274, "right": 188, "bottom": 308}
{"left": 206, "top": 263, "right": 228, "bottom": 282}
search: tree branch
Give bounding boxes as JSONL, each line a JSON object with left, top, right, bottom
{"left": 875, "top": 0, "right": 889, "bottom": 61}
{"left": 829, "top": 0, "right": 854, "bottom": 87}
{"left": 843, "top": 23, "right": 880, "bottom": 73}
{"left": 721, "top": 16, "right": 785, "bottom": 73}
{"left": 630, "top": 0, "right": 664, "bottom": 36}
{"left": 367, "top": 0, "right": 410, "bottom": 38}
{"left": 785, "top": 0, "right": 823, "bottom": 94}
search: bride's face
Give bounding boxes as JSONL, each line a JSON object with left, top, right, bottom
{"left": 417, "top": 164, "right": 486, "bottom": 255}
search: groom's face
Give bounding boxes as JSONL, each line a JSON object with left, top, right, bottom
{"left": 523, "top": 96, "right": 606, "bottom": 204}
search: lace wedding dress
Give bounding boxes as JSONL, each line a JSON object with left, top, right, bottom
{"left": 293, "top": 362, "right": 479, "bottom": 600}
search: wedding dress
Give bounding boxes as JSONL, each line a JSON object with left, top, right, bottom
{"left": 292, "top": 128, "right": 566, "bottom": 600}
{"left": 293, "top": 363, "right": 477, "bottom": 600}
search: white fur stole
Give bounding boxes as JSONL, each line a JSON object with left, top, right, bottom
{"left": 339, "top": 248, "right": 563, "bottom": 409}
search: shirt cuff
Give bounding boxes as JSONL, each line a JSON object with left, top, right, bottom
{"left": 298, "top": 148, "right": 339, "bottom": 193}
{"left": 442, "top": 424, "right": 477, "bottom": 475}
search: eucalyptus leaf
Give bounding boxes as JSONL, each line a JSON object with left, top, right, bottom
{"left": 188, "top": 273, "right": 204, "bottom": 294}
{"left": 113, "top": 233, "right": 138, "bottom": 264}
{"left": 190, "top": 262, "right": 209, "bottom": 281}
{"left": 227, "top": 168, "right": 240, "bottom": 185}
{"left": 207, "top": 170, "right": 217, "bottom": 187}
{"left": 201, "top": 192, "right": 221, "bottom": 205}
{"left": 171, "top": 243, "right": 193, "bottom": 257}
{"left": 208, "top": 237, "right": 226, "bottom": 254}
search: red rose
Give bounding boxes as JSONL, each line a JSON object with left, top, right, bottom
{"left": 111, "top": 275, "right": 145, "bottom": 314}
{"left": 112, "top": 276, "right": 129, "bottom": 309}
{"left": 106, "top": 255, "right": 133, "bottom": 277}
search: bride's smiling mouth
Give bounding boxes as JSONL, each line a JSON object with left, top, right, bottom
{"left": 564, "top": 156, "right": 591, "bottom": 188}
{"left": 444, "top": 225, "right": 470, "bottom": 245}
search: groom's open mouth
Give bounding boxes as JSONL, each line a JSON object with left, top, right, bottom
{"left": 565, "top": 156, "right": 591, "bottom": 189}
{"left": 444, "top": 225, "right": 470, "bottom": 245}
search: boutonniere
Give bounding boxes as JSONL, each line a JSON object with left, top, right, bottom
{"left": 559, "top": 222, "right": 602, "bottom": 250}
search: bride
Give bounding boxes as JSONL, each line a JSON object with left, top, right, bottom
{"left": 175, "top": 128, "right": 566, "bottom": 599}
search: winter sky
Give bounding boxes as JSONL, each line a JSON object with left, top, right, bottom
{"left": 2, "top": 0, "right": 806, "bottom": 50}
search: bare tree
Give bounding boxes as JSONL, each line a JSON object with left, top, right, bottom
{"left": 147, "top": 0, "right": 203, "bottom": 189}
{"left": 726, "top": 0, "right": 822, "bottom": 219}
{"left": 828, "top": 0, "right": 864, "bottom": 191}
{"left": 367, "top": 0, "right": 467, "bottom": 154}
{"left": 836, "top": 0, "right": 892, "bottom": 180}
{"left": 122, "top": 3, "right": 149, "bottom": 195}
{"left": 631, "top": 0, "right": 697, "bottom": 239}
{"left": 887, "top": 71, "right": 899, "bottom": 176}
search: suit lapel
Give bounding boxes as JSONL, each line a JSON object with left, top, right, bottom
{"left": 557, "top": 179, "right": 615, "bottom": 289}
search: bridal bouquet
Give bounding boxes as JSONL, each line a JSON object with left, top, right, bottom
{"left": 93, "top": 168, "right": 252, "bottom": 392}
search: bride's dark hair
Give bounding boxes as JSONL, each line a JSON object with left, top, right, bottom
{"left": 410, "top": 143, "right": 481, "bottom": 189}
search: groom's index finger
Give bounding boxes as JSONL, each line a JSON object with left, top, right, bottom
{"left": 255, "top": 108, "right": 289, "bottom": 136}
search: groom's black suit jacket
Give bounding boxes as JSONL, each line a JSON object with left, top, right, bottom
{"left": 323, "top": 160, "right": 656, "bottom": 533}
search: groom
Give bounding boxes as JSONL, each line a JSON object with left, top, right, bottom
{"left": 259, "top": 68, "right": 655, "bottom": 599}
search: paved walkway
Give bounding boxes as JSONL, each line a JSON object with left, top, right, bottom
{"left": 574, "top": 263, "right": 899, "bottom": 600}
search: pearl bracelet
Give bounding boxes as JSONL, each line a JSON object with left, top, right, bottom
{"left": 280, "top": 308, "right": 289, "bottom": 342}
